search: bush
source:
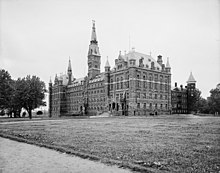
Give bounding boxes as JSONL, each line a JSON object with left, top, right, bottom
{"left": 36, "top": 110, "right": 43, "bottom": 115}
{"left": 0, "top": 110, "right": 5, "bottom": 116}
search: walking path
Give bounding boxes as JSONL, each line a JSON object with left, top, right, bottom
{"left": 0, "top": 137, "right": 131, "bottom": 173}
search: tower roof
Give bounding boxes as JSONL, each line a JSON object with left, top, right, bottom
{"left": 49, "top": 77, "right": 52, "bottom": 84}
{"left": 105, "top": 57, "right": 110, "bottom": 67}
{"left": 91, "top": 20, "right": 97, "bottom": 42}
{"left": 68, "top": 58, "right": 72, "bottom": 72}
{"left": 166, "top": 57, "right": 171, "bottom": 68}
{"left": 187, "top": 71, "right": 196, "bottom": 83}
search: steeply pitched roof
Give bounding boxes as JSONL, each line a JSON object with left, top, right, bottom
{"left": 122, "top": 50, "right": 162, "bottom": 70}
{"left": 187, "top": 72, "right": 196, "bottom": 83}
{"left": 68, "top": 58, "right": 72, "bottom": 72}
{"left": 105, "top": 58, "right": 110, "bottom": 67}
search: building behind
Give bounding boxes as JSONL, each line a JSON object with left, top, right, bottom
{"left": 49, "top": 22, "right": 172, "bottom": 116}
{"left": 171, "top": 72, "right": 197, "bottom": 114}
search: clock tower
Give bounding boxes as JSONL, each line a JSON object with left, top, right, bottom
{"left": 88, "top": 21, "right": 101, "bottom": 79}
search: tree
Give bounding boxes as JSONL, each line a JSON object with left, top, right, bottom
{"left": 197, "top": 98, "right": 210, "bottom": 114}
{"left": 9, "top": 78, "right": 27, "bottom": 117}
{"left": 208, "top": 84, "right": 220, "bottom": 114}
{"left": 188, "top": 89, "right": 201, "bottom": 113}
{"left": 21, "top": 75, "right": 46, "bottom": 119}
{"left": 0, "top": 69, "right": 13, "bottom": 110}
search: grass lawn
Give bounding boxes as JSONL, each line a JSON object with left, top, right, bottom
{"left": 0, "top": 114, "right": 219, "bottom": 172}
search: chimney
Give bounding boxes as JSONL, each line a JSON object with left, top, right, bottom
{"left": 157, "top": 55, "right": 163, "bottom": 65}
{"left": 175, "top": 82, "right": 177, "bottom": 87}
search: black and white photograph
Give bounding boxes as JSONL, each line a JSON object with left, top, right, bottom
{"left": 0, "top": 0, "right": 219, "bottom": 172}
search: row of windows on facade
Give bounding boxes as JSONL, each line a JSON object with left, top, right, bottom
{"left": 172, "top": 110, "right": 188, "bottom": 113}
{"left": 69, "top": 82, "right": 104, "bottom": 90}
{"left": 172, "top": 99, "right": 187, "bottom": 104}
{"left": 172, "top": 104, "right": 187, "bottom": 109}
{"left": 65, "top": 103, "right": 168, "bottom": 111}
{"left": 137, "top": 103, "right": 168, "bottom": 109}
{"left": 68, "top": 106, "right": 105, "bottom": 112}
{"left": 171, "top": 92, "right": 187, "bottom": 97}
{"left": 112, "top": 74, "right": 169, "bottom": 82}
{"left": 110, "top": 81, "right": 169, "bottom": 91}
{"left": 67, "top": 97, "right": 106, "bottom": 104}
{"left": 111, "top": 93, "right": 169, "bottom": 100}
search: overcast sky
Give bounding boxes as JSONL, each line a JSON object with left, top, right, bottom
{"left": 0, "top": 0, "right": 219, "bottom": 98}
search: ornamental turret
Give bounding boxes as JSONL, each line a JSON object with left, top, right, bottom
{"left": 165, "top": 57, "right": 171, "bottom": 73}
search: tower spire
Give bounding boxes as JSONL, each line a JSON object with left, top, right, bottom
{"left": 68, "top": 57, "right": 72, "bottom": 72}
{"left": 166, "top": 57, "right": 171, "bottom": 68}
{"left": 91, "top": 20, "right": 97, "bottom": 42}
{"left": 88, "top": 21, "right": 101, "bottom": 79}
{"left": 187, "top": 71, "right": 196, "bottom": 84}
{"left": 67, "top": 57, "right": 72, "bottom": 85}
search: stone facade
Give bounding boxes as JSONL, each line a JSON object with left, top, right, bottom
{"left": 49, "top": 22, "right": 172, "bottom": 117}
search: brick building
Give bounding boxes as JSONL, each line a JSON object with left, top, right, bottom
{"left": 171, "top": 72, "right": 196, "bottom": 114}
{"left": 49, "top": 22, "right": 172, "bottom": 117}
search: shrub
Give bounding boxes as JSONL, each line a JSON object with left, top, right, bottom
{"left": 36, "top": 110, "right": 43, "bottom": 115}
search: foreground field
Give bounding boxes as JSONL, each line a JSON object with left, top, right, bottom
{"left": 0, "top": 115, "right": 219, "bottom": 172}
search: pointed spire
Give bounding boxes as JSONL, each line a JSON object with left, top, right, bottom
{"left": 49, "top": 76, "right": 52, "bottom": 84}
{"left": 54, "top": 74, "right": 58, "bottom": 83}
{"left": 105, "top": 56, "right": 110, "bottom": 67}
{"left": 187, "top": 71, "right": 196, "bottom": 84}
{"left": 166, "top": 57, "right": 171, "bottom": 68}
{"left": 91, "top": 20, "right": 97, "bottom": 42}
{"left": 118, "top": 50, "right": 123, "bottom": 59}
{"left": 68, "top": 57, "right": 72, "bottom": 72}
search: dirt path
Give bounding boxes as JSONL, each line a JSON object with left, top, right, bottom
{"left": 0, "top": 137, "right": 131, "bottom": 173}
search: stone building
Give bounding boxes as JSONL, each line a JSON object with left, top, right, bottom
{"left": 49, "top": 22, "right": 172, "bottom": 117}
{"left": 171, "top": 72, "right": 196, "bottom": 114}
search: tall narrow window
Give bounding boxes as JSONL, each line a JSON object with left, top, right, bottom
{"left": 121, "top": 77, "right": 123, "bottom": 89}
{"left": 117, "top": 78, "right": 119, "bottom": 90}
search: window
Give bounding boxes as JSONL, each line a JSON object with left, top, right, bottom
{"left": 117, "top": 78, "right": 119, "bottom": 90}
{"left": 143, "top": 103, "right": 146, "bottom": 109}
{"left": 155, "top": 83, "right": 158, "bottom": 90}
{"left": 165, "top": 95, "right": 168, "bottom": 100}
{"left": 154, "top": 74, "right": 158, "bottom": 81}
{"left": 149, "top": 82, "right": 152, "bottom": 89}
{"left": 120, "top": 77, "right": 123, "bottom": 89}
{"left": 160, "top": 84, "right": 163, "bottom": 90}
{"left": 160, "top": 104, "right": 163, "bottom": 109}
{"left": 160, "top": 94, "right": 163, "bottom": 100}
{"left": 136, "top": 75, "right": 140, "bottom": 88}
{"left": 143, "top": 93, "right": 146, "bottom": 99}
{"left": 149, "top": 93, "right": 152, "bottom": 99}
{"left": 155, "top": 94, "right": 157, "bottom": 99}
{"left": 110, "top": 79, "right": 113, "bottom": 90}
{"left": 165, "top": 84, "right": 168, "bottom": 91}
{"left": 155, "top": 103, "right": 157, "bottom": 109}
{"left": 137, "top": 103, "right": 140, "bottom": 108}
{"left": 149, "top": 103, "right": 152, "bottom": 109}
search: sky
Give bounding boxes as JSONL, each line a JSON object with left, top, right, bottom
{"left": 0, "top": 0, "right": 219, "bottom": 98}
